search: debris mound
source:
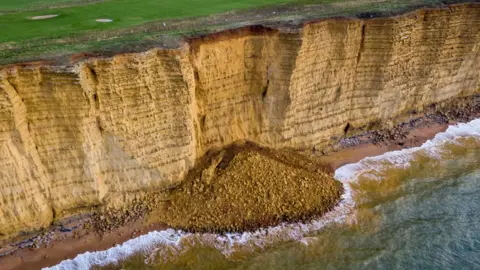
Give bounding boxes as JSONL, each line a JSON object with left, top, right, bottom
{"left": 164, "top": 142, "right": 343, "bottom": 233}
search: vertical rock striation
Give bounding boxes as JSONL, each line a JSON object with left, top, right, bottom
{"left": 0, "top": 3, "right": 479, "bottom": 237}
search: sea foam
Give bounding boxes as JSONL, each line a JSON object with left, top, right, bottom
{"left": 45, "top": 119, "right": 480, "bottom": 270}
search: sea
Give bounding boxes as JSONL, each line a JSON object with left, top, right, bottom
{"left": 46, "top": 119, "right": 480, "bottom": 270}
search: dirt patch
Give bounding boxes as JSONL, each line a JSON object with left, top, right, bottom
{"left": 164, "top": 142, "right": 343, "bottom": 233}
{"left": 29, "top": 14, "right": 58, "bottom": 20}
{"left": 96, "top": 18, "right": 113, "bottom": 23}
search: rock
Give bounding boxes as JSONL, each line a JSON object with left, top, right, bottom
{"left": 164, "top": 144, "right": 343, "bottom": 233}
{"left": 0, "top": 6, "right": 478, "bottom": 238}
{"left": 0, "top": 245, "right": 18, "bottom": 256}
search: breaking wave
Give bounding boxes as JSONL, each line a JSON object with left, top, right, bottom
{"left": 45, "top": 119, "right": 480, "bottom": 270}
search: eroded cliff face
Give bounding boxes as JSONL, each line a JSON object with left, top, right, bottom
{"left": 0, "top": 3, "right": 479, "bottom": 238}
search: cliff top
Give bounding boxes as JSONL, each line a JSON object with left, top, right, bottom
{"left": 0, "top": 0, "right": 474, "bottom": 65}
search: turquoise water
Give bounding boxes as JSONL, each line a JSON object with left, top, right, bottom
{"left": 229, "top": 144, "right": 480, "bottom": 269}
{"left": 47, "top": 120, "right": 480, "bottom": 270}
{"left": 145, "top": 139, "right": 480, "bottom": 270}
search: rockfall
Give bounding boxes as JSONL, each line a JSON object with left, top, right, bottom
{"left": 0, "top": 3, "right": 479, "bottom": 238}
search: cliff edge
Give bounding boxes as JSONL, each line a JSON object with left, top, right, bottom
{"left": 0, "top": 3, "right": 479, "bottom": 238}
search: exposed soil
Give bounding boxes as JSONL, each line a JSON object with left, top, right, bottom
{"left": 96, "top": 19, "right": 113, "bottom": 23}
{"left": 29, "top": 15, "right": 59, "bottom": 20}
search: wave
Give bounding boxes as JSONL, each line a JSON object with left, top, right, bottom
{"left": 335, "top": 119, "right": 480, "bottom": 182}
{"left": 45, "top": 119, "right": 480, "bottom": 270}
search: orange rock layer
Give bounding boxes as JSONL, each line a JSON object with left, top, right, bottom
{"left": 0, "top": 3, "right": 479, "bottom": 237}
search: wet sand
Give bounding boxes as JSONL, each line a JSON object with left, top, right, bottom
{"left": 321, "top": 123, "right": 449, "bottom": 169}
{"left": 0, "top": 220, "right": 167, "bottom": 270}
{"left": 0, "top": 120, "right": 458, "bottom": 270}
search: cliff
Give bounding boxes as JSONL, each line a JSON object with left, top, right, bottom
{"left": 0, "top": 3, "right": 479, "bottom": 238}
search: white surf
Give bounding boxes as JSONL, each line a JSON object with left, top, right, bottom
{"left": 45, "top": 119, "right": 480, "bottom": 270}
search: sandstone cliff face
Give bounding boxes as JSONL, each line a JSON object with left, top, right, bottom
{"left": 0, "top": 4, "right": 479, "bottom": 237}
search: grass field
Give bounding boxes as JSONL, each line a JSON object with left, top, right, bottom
{"left": 0, "top": 0, "right": 330, "bottom": 43}
{"left": 0, "top": 0, "right": 76, "bottom": 11}
{"left": 0, "top": 0, "right": 470, "bottom": 65}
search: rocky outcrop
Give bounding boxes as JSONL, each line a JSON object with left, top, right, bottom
{"left": 0, "top": 3, "right": 479, "bottom": 238}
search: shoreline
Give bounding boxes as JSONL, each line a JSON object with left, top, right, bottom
{"left": 0, "top": 220, "right": 168, "bottom": 270}
{"left": 0, "top": 112, "right": 478, "bottom": 270}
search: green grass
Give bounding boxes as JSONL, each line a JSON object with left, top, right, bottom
{"left": 0, "top": 0, "right": 467, "bottom": 65}
{"left": 0, "top": 0, "right": 67, "bottom": 10}
{"left": 0, "top": 0, "right": 91, "bottom": 12}
{"left": 0, "top": 0, "right": 331, "bottom": 43}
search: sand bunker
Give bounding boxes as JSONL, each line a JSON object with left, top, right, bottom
{"left": 29, "top": 15, "right": 59, "bottom": 20}
{"left": 164, "top": 142, "right": 343, "bottom": 233}
{"left": 96, "top": 18, "right": 113, "bottom": 23}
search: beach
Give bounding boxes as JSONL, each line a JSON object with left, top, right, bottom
{"left": 0, "top": 109, "right": 478, "bottom": 270}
